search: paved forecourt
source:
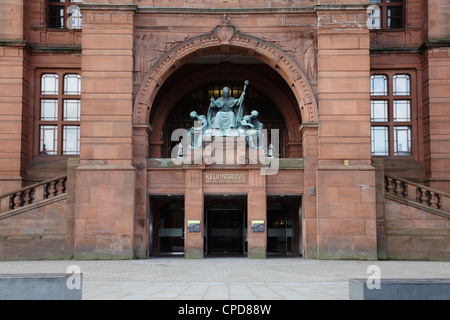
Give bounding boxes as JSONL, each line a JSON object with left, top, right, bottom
{"left": 0, "top": 258, "right": 449, "bottom": 300}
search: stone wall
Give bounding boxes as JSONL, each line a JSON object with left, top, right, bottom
{"left": 0, "top": 197, "right": 73, "bottom": 260}
{"left": 383, "top": 198, "right": 450, "bottom": 261}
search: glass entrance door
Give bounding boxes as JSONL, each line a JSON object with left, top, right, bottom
{"left": 267, "top": 203, "right": 293, "bottom": 255}
{"left": 205, "top": 203, "right": 246, "bottom": 255}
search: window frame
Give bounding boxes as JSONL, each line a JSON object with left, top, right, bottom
{"left": 35, "top": 70, "right": 81, "bottom": 158}
{"left": 47, "top": 0, "right": 82, "bottom": 29}
{"left": 370, "top": 71, "right": 417, "bottom": 158}
{"left": 368, "top": 0, "right": 404, "bottom": 30}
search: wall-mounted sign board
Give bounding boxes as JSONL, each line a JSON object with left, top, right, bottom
{"left": 251, "top": 220, "right": 265, "bottom": 232}
{"left": 187, "top": 220, "right": 201, "bottom": 232}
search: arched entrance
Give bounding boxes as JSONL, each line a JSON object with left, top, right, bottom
{"left": 133, "top": 20, "right": 318, "bottom": 126}
{"left": 151, "top": 61, "right": 300, "bottom": 158}
{"left": 135, "top": 22, "right": 317, "bottom": 259}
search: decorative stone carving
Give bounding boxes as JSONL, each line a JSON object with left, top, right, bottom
{"left": 303, "top": 32, "right": 317, "bottom": 81}
{"left": 260, "top": 32, "right": 317, "bottom": 81}
{"left": 212, "top": 15, "right": 238, "bottom": 45}
{"left": 134, "top": 32, "right": 189, "bottom": 81}
{"left": 134, "top": 20, "right": 318, "bottom": 124}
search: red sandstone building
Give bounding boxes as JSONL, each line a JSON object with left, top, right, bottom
{"left": 0, "top": 0, "right": 449, "bottom": 261}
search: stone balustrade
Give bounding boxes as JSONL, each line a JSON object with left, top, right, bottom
{"left": 384, "top": 175, "right": 450, "bottom": 214}
{"left": 0, "top": 175, "right": 67, "bottom": 214}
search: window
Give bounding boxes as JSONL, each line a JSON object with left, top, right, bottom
{"left": 368, "top": 0, "right": 403, "bottom": 29}
{"left": 48, "top": 0, "right": 82, "bottom": 29}
{"left": 370, "top": 73, "right": 414, "bottom": 157}
{"left": 38, "top": 72, "right": 81, "bottom": 156}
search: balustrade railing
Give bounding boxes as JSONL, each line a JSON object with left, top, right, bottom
{"left": 0, "top": 175, "right": 67, "bottom": 214}
{"left": 384, "top": 175, "right": 450, "bottom": 212}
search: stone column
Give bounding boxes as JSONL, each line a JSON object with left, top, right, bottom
{"left": 184, "top": 169, "right": 204, "bottom": 259}
{"left": 0, "top": 0, "right": 27, "bottom": 194}
{"left": 315, "top": 5, "right": 377, "bottom": 260}
{"left": 247, "top": 169, "right": 266, "bottom": 259}
{"left": 74, "top": 5, "right": 136, "bottom": 259}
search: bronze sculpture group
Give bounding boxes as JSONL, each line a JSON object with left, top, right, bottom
{"left": 188, "top": 80, "right": 264, "bottom": 150}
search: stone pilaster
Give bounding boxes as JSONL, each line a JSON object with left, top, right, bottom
{"left": 300, "top": 123, "right": 318, "bottom": 259}
{"left": 184, "top": 169, "right": 204, "bottom": 259}
{"left": 315, "top": 5, "right": 377, "bottom": 260}
{"left": 247, "top": 169, "right": 266, "bottom": 259}
{"left": 0, "top": 0, "right": 27, "bottom": 194}
{"left": 74, "top": 4, "right": 136, "bottom": 259}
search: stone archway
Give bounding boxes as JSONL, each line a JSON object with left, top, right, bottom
{"left": 148, "top": 64, "right": 302, "bottom": 158}
{"left": 133, "top": 19, "right": 318, "bottom": 126}
{"left": 132, "top": 19, "right": 320, "bottom": 259}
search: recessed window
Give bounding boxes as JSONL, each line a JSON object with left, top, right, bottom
{"left": 64, "top": 74, "right": 81, "bottom": 95}
{"left": 48, "top": 0, "right": 82, "bottom": 29}
{"left": 63, "top": 126, "right": 80, "bottom": 155}
{"left": 393, "top": 74, "right": 410, "bottom": 96}
{"left": 387, "top": 7, "right": 402, "bottom": 29}
{"left": 63, "top": 100, "right": 81, "bottom": 121}
{"left": 41, "top": 99, "right": 58, "bottom": 121}
{"left": 368, "top": 0, "right": 403, "bottom": 29}
{"left": 371, "top": 126, "right": 389, "bottom": 156}
{"left": 38, "top": 72, "right": 81, "bottom": 156}
{"left": 370, "top": 75, "right": 387, "bottom": 96}
{"left": 368, "top": 5, "right": 381, "bottom": 30}
{"left": 40, "top": 126, "right": 58, "bottom": 155}
{"left": 41, "top": 74, "right": 59, "bottom": 95}
{"left": 393, "top": 100, "right": 411, "bottom": 122}
{"left": 370, "top": 72, "right": 414, "bottom": 157}
{"left": 394, "top": 126, "right": 411, "bottom": 156}
{"left": 371, "top": 100, "right": 388, "bottom": 122}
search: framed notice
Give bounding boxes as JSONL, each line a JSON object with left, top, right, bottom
{"left": 187, "top": 220, "right": 201, "bottom": 232}
{"left": 251, "top": 220, "right": 265, "bottom": 232}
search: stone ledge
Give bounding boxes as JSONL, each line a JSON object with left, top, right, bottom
{"left": 349, "top": 278, "right": 450, "bottom": 300}
{"left": 0, "top": 273, "right": 82, "bottom": 300}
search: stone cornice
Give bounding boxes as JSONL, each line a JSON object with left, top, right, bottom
{"left": 0, "top": 40, "right": 81, "bottom": 54}
{"left": 370, "top": 40, "right": 450, "bottom": 54}
{"left": 78, "top": 4, "right": 138, "bottom": 11}
{"left": 136, "top": 6, "right": 315, "bottom": 14}
{"left": 0, "top": 40, "right": 26, "bottom": 47}
{"left": 313, "top": 4, "right": 369, "bottom": 11}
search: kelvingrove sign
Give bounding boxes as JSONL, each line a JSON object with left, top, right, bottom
{"left": 205, "top": 172, "right": 247, "bottom": 184}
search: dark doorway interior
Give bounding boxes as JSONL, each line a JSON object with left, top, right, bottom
{"left": 204, "top": 195, "right": 247, "bottom": 256}
{"left": 267, "top": 195, "right": 302, "bottom": 256}
{"left": 150, "top": 195, "right": 185, "bottom": 256}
